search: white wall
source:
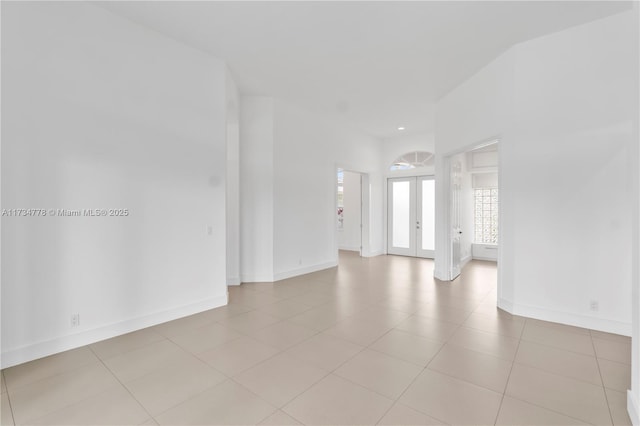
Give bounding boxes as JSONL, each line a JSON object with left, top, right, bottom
{"left": 238, "top": 98, "right": 383, "bottom": 282}
{"left": 239, "top": 96, "right": 275, "bottom": 283}
{"left": 272, "top": 99, "right": 383, "bottom": 279}
{"left": 1, "top": 2, "right": 229, "bottom": 367}
{"left": 435, "top": 49, "right": 514, "bottom": 282}
{"left": 338, "top": 171, "right": 362, "bottom": 252}
{"left": 226, "top": 71, "right": 241, "bottom": 285}
{"left": 436, "top": 11, "right": 635, "bottom": 335}
{"left": 509, "top": 12, "right": 634, "bottom": 334}
{"left": 628, "top": 2, "right": 640, "bottom": 424}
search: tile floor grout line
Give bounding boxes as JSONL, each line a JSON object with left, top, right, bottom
{"left": 85, "top": 344, "right": 157, "bottom": 423}
{"left": 2, "top": 370, "right": 16, "bottom": 426}
{"left": 373, "top": 324, "right": 455, "bottom": 426}
{"left": 2, "top": 349, "right": 101, "bottom": 393}
{"left": 517, "top": 336, "right": 600, "bottom": 359}
{"left": 492, "top": 327, "right": 522, "bottom": 426}
{"left": 3, "top": 357, "right": 121, "bottom": 425}
{"left": 230, "top": 367, "right": 333, "bottom": 421}
{"left": 149, "top": 378, "right": 238, "bottom": 423}
{"left": 509, "top": 358, "right": 604, "bottom": 390}
{"left": 216, "top": 329, "right": 325, "bottom": 378}
{"left": 504, "top": 393, "right": 605, "bottom": 425}
{"left": 395, "top": 315, "right": 468, "bottom": 410}
{"left": 275, "top": 407, "right": 307, "bottom": 426}
{"left": 591, "top": 332, "right": 617, "bottom": 426}
{"left": 4, "top": 258, "right": 630, "bottom": 425}
{"left": 275, "top": 326, "right": 391, "bottom": 423}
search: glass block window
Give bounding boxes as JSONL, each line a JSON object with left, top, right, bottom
{"left": 474, "top": 188, "right": 498, "bottom": 244}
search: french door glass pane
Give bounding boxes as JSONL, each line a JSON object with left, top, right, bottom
{"left": 421, "top": 180, "right": 435, "bottom": 251}
{"left": 392, "top": 181, "right": 411, "bottom": 248}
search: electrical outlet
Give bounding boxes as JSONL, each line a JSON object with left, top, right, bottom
{"left": 70, "top": 313, "right": 80, "bottom": 327}
{"left": 589, "top": 300, "right": 599, "bottom": 312}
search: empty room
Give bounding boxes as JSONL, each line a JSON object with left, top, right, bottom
{"left": 1, "top": 1, "right": 639, "bottom": 425}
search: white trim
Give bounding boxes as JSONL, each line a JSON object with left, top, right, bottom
{"left": 274, "top": 260, "right": 338, "bottom": 281}
{"left": 501, "top": 299, "right": 631, "bottom": 336}
{"left": 226, "top": 276, "right": 241, "bottom": 286}
{"left": 334, "top": 165, "right": 370, "bottom": 261}
{"left": 338, "top": 245, "right": 361, "bottom": 252}
{"left": 472, "top": 243, "right": 499, "bottom": 262}
{"left": 0, "top": 294, "right": 228, "bottom": 369}
{"left": 472, "top": 256, "right": 498, "bottom": 262}
{"left": 461, "top": 255, "right": 472, "bottom": 269}
{"left": 362, "top": 249, "right": 384, "bottom": 258}
{"left": 497, "top": 297, "right": 515, "bottom": 313}
{"left": 628, "top": 390, "right": 639, "bottom": 426}
{"left": 439, "top": 137, "right": 501, "bottom": 284}
{"left": 240, "top": 273, "right": 274, "bottom": 283}
{"left": 434, "top": 268, "right": 448, "bottom": 281}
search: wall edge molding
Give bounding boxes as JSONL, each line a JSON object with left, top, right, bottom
{"left": 509, "top": 300, "right": 631, "bottom": 336}
{"left": 338, "top": 245, "right": 361, "bottom": 252}
{"left": 226, "top": 276, "right": 241, "bottom": 286}
{"left": 1, "top": 294, "right": 228, "bottom": 369}
{"left": 628, "top": 390, "right": 639, "bottom": 426}
{"left": 273, "top": 260, "right": 338, "bottom": 282}
{"left": 240, "top": 273, "right": 275, "bottom": 283}
{"left": 362, "top": 249, "right": 384, "bottom": 258}
{"left": 497, "top": 297, "right": 515, "bottom": 313}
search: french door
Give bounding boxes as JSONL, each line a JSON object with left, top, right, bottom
{"left": 387, "top": 176, "right": 435, "bottom": 258}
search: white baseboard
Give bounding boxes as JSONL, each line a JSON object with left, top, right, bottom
{"left": 461, "top": 255, "right": 472, "bottom": 268}
{"left": 1, "top": 294, "right": 228, "bottom": 369}
{"left": 628, "top": 390, "right": 639, "bottom": 426}
{"left": 240, "top": 273, "right": 274, "bottom": 283}
{"left": 338, "top": 245, "right": 360, "bottom": 252}
{"left": 274, "top": 260, "right": 338, "bottom": 281}
{"left": 497, "top": 297, "right": 515, "bottom": 313}
{"left": 434, "top": 268, "right": 448, "bottom": 281}
{"left": 362, "top": 249, "right": 384, "bottom": 258}
{"left": 501, "top": 298, "right": 631, "bottom": 336}
{"left": 472, "top": 244, "right": 498, "bottom": 261}
{"left": 226, "top": 276, "right": 241, "bottom": 286}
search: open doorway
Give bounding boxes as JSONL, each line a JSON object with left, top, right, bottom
{"left": 336, "top": 169, "right": 363, "bottom": 256}
{"left": 443, "top": 140, "right": 500, "bottom": 280}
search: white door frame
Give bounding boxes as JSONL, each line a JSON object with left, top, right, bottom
{"left": 416, "top": 176, "right": 436, "bottom": 258}
{"left": 439, "top": 137, "right": 502, "bottom": 282}
{"left": 334, "top": 165, "right": 370, "bottom": 259}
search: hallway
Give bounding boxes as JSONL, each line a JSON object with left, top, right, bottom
{"left": 1, "top": 252, "right": 632, "bottom": 425}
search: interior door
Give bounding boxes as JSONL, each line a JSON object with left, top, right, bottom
{"left": 416, "top": 177, "right": 435, "bottom": 258}
{"left": 450, "top": 161, "right": 462, "bottom": 278}
{"left": 387, "top": 177, "right": 416, "bottom": 256}
{"left": 387, "top": 176, "right": 434, "bottom": 258}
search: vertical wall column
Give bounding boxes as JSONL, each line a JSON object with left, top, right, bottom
{"left": 226, "top": 71, "right": 241, "bottom": 286}
{"left": 239, "top": 97, "right": 275, "bottom": 282}
{"left": 629, "top": 2, "right": 640, "bottom": 423}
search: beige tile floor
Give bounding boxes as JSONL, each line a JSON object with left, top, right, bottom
{"left": 0, "top": 252, "right": 632, "bottom": 425}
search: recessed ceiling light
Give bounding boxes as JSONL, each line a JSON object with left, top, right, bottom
{"left": 397, "top": 127, "right": 405, "bottom": 131}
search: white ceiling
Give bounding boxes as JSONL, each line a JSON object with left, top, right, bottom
{"left": 99, "top": 1, "right": 631, "bottom": 139}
